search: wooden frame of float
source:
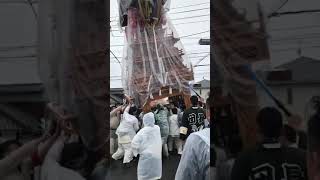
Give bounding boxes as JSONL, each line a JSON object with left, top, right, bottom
{"left": 142, "top": 86, "right": 191, "bottom": 112}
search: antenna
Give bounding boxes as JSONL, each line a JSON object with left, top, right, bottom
{"left": 297, "top": 41, "right": 302, "bottom": 57}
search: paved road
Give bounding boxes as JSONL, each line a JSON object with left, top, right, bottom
{"left": 108, "top": 153, "right": 181, "bottom": 180}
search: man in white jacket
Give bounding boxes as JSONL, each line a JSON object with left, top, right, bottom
{"left": 175, "top": 97, "right": 211, "bottom": 180}
{"left": 112, "top": 103, "right": 139, "bottom": 165}
{"left": 131, "top": 112, "right": 162, "bottom": 180}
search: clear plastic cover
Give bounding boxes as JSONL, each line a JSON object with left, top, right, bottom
{"left": 213, "top": 0, "right": 269, "bottom": 107}
{"left": 121, "top": 2, "right": 193, "bottom": 107}
{"left": 213, "top": 0, "right": 270, "bottom": 147}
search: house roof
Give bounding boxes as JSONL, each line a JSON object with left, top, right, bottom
{"left": 110, "top": 88, "right": 124, "bottom": 94}
{"left": 193, "top": 79, "right": 210, "bottom": 89}
{"left": 110, "top": 88, "right": 124, "bottom": 104}
{"left": 0, "top": 104, "right": 41, "bottom": 132}
{"left": 110, "top": 94, "right": 122, "bottom": 104}
{"left": 0, "top": 113, "right": 23, "bottom": 131}
{"left": 273, "top": 56, "right": 320, "bottom": 83}
{"left": 0, "top": 84, "right": 46, "bottom": 103}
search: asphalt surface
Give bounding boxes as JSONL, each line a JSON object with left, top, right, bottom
{"left": 108, "top": 153, "right": 181, "bottom": 180}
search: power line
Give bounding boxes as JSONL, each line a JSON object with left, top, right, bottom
{"left": 111, "top": 19, "right": 210, "bottom": 27}
{"left": 188, "top": 52, "right": 210, "bottom": 55}
{"left": 109, "top": 52, "right": 210, "bottom": 60}
{"left": 269, "top": 9, "right": 320, "bottom": 18}
{"left": 271, "top": 33, "right": 320, "bottom": 42}
{"left": 272, "top": 44, "right": 320, "bottom": 53}
{"left": 168, "top": 7, "right": 210, "bottom": 15}
{"left": 180, "top": 30, "right": 209, "bottom": 38}
{"left": 0, "top": 44, "right": 36, "bottom": 49}
{"left": 111, "top": 13, "right": 209, "bottom": 23}
{"left": 271, "top": 25, "right": 320, "bottom": 32}
{"left": 0, "top": 0, "right": 38, "bottom": 4}
{"left": 168, "top": 14, "right": 209, "bottom": 21}
{"left": 110, "top": 30, "right": 210, "bottom": 47}
{"left": 26, "top": 0, "right": 38, "bottom": 21}
{"left": 193, "top": 53, "right": 210, "bottom": 66}
{"left": 0, "top": 55, "right": 36, "bottom": 59}
{"left": 110, "top": 2, "right": 210, "bottom": 19}
{"left": 194, "top": 64, "right": 210, "bottom": 67}
{"left": 270, "top": 0, "right": 289, "bottom": 15}
{"left": 174, "top": 19, "right": 210, "bottom": 26}
{"left": 110, "top": 50, "right": 121, "bottom": 64}
{"left": 170, "top": 2, "right": 210, "bottom": 10}
{"left": 271, "top": 35, "right": 320, "bottom": 44}
{"left": 110, "top": 44, "right": 124, "bottom": 47}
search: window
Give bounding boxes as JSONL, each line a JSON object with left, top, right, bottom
{"left": 287, "top": 88, "right": 293, "bottom": 105}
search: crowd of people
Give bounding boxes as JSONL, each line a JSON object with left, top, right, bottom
{"left": 111, "top": 92, "right": 320, "bottom": 180}
{"left": 3, "top": 92, "right": 320, "bottom": 180}
{"left": 0, "top": 118, "right": 106, "bottom": 180}
{"left": 110, "top": 95, "right": 211, "bottom": 180}
{"left": 210, "top": 103, "right": 320, "bottom": 180}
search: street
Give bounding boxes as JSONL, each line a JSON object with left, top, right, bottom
{"left": 108, "top": 153, "right": 181, "bottom": 180}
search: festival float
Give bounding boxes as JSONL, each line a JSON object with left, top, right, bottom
{"left": 118, "top": 0, "right": 194, "bottom": 111}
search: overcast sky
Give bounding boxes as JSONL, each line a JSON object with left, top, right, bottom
{"left": 263, "top": 0, "right": 320, "bottom": 67}
{"left": 0, "top": 0, "right": 320, "bottom": 87}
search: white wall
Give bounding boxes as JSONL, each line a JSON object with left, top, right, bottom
{"left": 258, "top": 84, "right": 320, "bottom": 129}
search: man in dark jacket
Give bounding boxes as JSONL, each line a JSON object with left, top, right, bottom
{"left": 231, "top": 107, "right": 307, "bottom": 180}
{"left": 179, "top": 95, "right": 206, "bottom": 141}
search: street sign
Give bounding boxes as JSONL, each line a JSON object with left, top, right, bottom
{"left": 199, "top": 38, "right": 210, "bottom": 45}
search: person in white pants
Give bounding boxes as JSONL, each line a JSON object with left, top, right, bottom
{"left": 112, "top": 103, "right": 139, "bottom": 165}
{"left": 168, "top": 107, "right": 183, "bottom": 155}
{"left": 110, "top": 106, "right": 121, "bottom": 155}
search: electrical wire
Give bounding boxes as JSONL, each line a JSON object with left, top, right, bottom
{"left": 272, "top": 44, "right": 320, "bottom": 53}
{"left": 110, "top": 13, "right": 209, "bottom": 23}
{"left": 270, "top": 9, "right": 320, "bottom": 18}
{"left": 0, "top": 55, "right": 36, "bottom": 59}
{"left": 194, "top": 64, "right": 210, "bottom": 67}
{"left": 110, "top": 52, "right": 210, "bottom": 59}
{"left": 0, "top": 0, "right": 38, "bottom": 4}
{"left": 110, "top": 30, "right": 210, "bottom": 47}
{"left": 271, "top": 24, "right": 320, "bottom": 32}
{"left": 110, "top": 2, "right": 210, "bottom": 18}
{"left": 168, "top": 7, "right": 209, "bottom": 15}
{"left": 270, "top": 0, "right": 289, "bottom": 15}
{"left": 167, "top": 14, "right": 209, "bottom": 21}
{"left": 25, "top": 0, "right": 37, "bottom": 21}
{"left": 110, "top": 50, "right": 121, "bottom": 64}
{"left": 174, "top": 20, "right": 210, "bottom": 26}
{"left": 111, "top": 19, "right": 210, "bottom": 28}
{"left": 193, "top": 53, "right": 210, "bottom": 67}
{"left": 180, "top": 30, "right": 210, "bottom": 38}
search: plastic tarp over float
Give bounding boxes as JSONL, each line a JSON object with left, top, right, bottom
{"left": 118, "top": 0, "right": 194, "bottom": 108}
{"left": 213, "top": 0, "right": 270, "bottom": 148}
